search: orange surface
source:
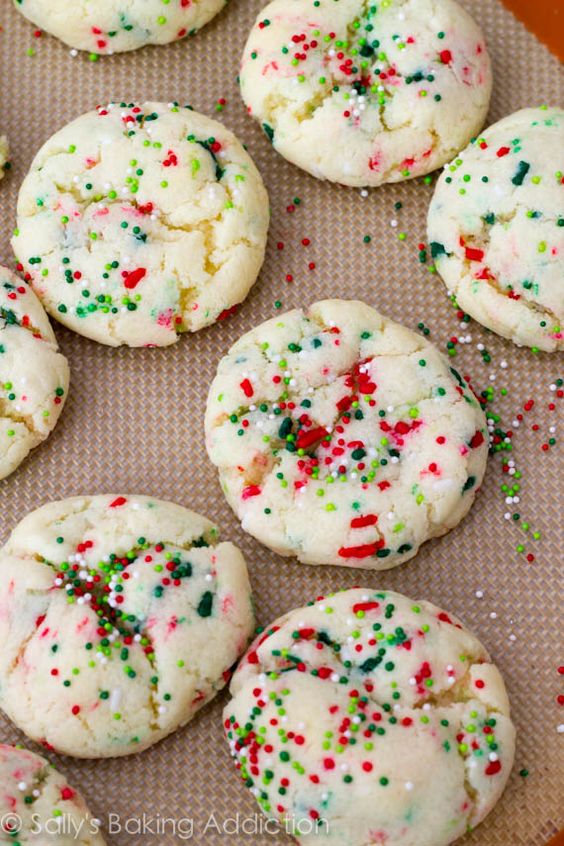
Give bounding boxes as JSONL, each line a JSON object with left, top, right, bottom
{"left": 501, "top": 0, "right": 564, "bottom": 60}
{"left": 547, "top": 831, "right": 564, "bottom": 846}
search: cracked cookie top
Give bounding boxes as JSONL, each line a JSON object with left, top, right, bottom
{"left": 0, "top": 266, "right": 69, "bottom": 482}
{"left": 0, "top": 495, "right": 255, "bottom": 758}
{"left": 239, "top": 0, "right": 491, "bottom": 187}
{"left": 225, "top": 588, "right": 515, "bottom": 846}
{"left": 428, "top": 106, "right": 564, "bottom": 351}
{"left": 0, "top": 744, "right": 106, "bottom": 845}
{"left": 12, "top": 102, "right": 270, "bottom": 347}
{"left": 205, "top": 300, "right": 488, "bottom": 569}
{"left": 13, "top": 0, "right": 226, "bottom": 54}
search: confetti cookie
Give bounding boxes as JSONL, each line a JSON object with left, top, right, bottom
{"left": 0, "top": 266, "right": 69, "bottom": 482}
{"left": 0, "top": 744, "right": 106, "bottom": 845}
{"left": 13, "top": 0, "right": 226, "bottom": 55}
{"left": 0, "top": 135, "right": 8, "bottom": 181}
{"left": 239, "top": 0, "right": 492, "bottom": 187}
{"left": 206, "top": 300, "right": 488, "bottom": 569}
{"left": 225, "top": 588, "right": 516, "bottom": 846}
{"left": 12, "top": 102, "right": 270, "bottom": 347}
{"left": 428, "top": 106, "right": 564, "bottom": 352}
{"left": 0, "top": 495, "right": 255, "bottom": 758}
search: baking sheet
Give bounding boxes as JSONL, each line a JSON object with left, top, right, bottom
{"left": 0, "top": 0, "right": 562, "bottom": 843}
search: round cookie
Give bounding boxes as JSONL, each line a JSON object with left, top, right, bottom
{"left": 0, "top": 135, "right": 9, "bottom": 181}
{"left": 0, "top": 266, "right": 69, "bottom": 482}
{"left": 428, "top": 106, "right": 564, "bottom": 351}
{"left": 240, "top": 0, "right": 492, "bottom": 187}
{"left": 0, "top": 744, "right": 106, "bottom": 845}
{"left": 225, "top": 588, "right": 516, "bottom": 846}
{"left": 12, "top": 102, "right": 270, "bottom": 347}
{"left": 13, "top": 0, "right": 226, "bottom": 54}
{"left": 205, "top": 300, "right": 488, "bottom": 569}
{"left": 0, "top": 494, "right": 255, "bottom": 758}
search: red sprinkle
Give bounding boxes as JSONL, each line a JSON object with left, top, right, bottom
{"left": 123, "top": 267, "right": 146, "bottom": 290}
{"left": 110, "top": 497, "right": 127, "bottom": 508}
{"left": 240, "top": 378, "right": 254, "bottom": 398}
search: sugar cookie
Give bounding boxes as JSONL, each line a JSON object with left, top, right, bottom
{"left": 428, "top": 106, "right": 564, "bottom": 351}
{"left": 225, "top": 588, "right": 516, "bottom": 846}
{"left": 13, "top": 0, "right": 225, "bottom": 54}
{"left": 0, "top": 495, "right": 255, "bottom": 757}
{"left": 0, "top": 744, "right": 106, "bottom": 844}
{"left": 205, "top": 300, "right": 488, "bottom": 569}
{"left": 12, "top": 102, "right": 269, "bottom": 347}
{"left": 0, "top": 266, "right": 69, "bottom": 481}
{"left": 240, "top": 0, "right": 491, "bottom": 186}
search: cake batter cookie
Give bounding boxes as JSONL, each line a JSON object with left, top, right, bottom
{"left": 0, "top": 744, "right": 106, "bottom": 845}
{"left": 240, "top": 0, "right": 492, "bottom": 187}
{"left": 0, "top": 495, "right": 255, "bottom": 758}
{"left": 12, "top": 102, "right": 270, "bottom": 347}
{"left": 0, "top": 135, "right": 8, "bottom": 181}
{"left": 0, "top": 266, "right": 69, "bottom": 482}
{"left": 13, "top": 0, "right": 226, "bottom": 55}
{"left": 225, "top": 588, "right": 516, "bottom": 846}
{"left": 205, "top": 300, "right": 488, "bottom": 569}
{"left": 428, "top": 106, "right": 564, "bottom": 351}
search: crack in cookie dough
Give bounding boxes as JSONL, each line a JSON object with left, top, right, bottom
{"left": 239, "top": 0, "right": 491, "bottom": 186}
{"left": 0, "top": 495, "right": 255, "bottom": 758}
{"left": 0, "top": 266, "right": 69, "bottom": 482}
{"left": 224, "top": 588, "right": 515, "bottom": 846}
{"left": 12, "top": 0, "right": 226, "bottom": 54}
{"left": 205, "top": 300, "right": 488, "bottom": 569}
{"left": 0, "top": 744, "right": 106, "bottom": 844}
{"left": 12, "top": 102, "right": 270, "bottom": 347}
{"left": 428, "top": 106, "right": 564, "bottom": 351}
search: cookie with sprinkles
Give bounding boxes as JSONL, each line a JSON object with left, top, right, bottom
{"left": 225, "top": 588, "right": 516, "bottom": 846}
{"left": 205, "top": 300, "right": 488, "bottom": 569}
{"left": 0, "top": 495, "right": 255, "bottom": 757}
{"left": 12, "top": 102, "right": 270, "bottom": 347}
{"left": 428, "top": 106, "right": 564, "bottom": 351}
{"left": 0, "top": 744, "right": 106, "bottom": 844}
{"left": 0, "top": 135, "right": 8, "bottom": 182}
{"left": 0, "top": 266, "right": 69, "bottom": 482}
{"left": 12, "top": 0, "right": 226, "bottom": 54}
{"left": 239, "top": 0, "right": 492, "bottom": 187}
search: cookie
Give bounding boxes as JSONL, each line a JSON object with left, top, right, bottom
{"left": 225, "top": 588, "right": 516, "bottom": 846}
{"left": 0, "top": 495, "right": 255, "bottom": 758}
{"left": 0, "top": 744, "right": 106, "bottom": 845}
{"left": 205, "top": 300, "right": 488, "bottom": 569}
{"left": 13, "top": 0, "right": 225, "bottom": 54}
{"left": 428, "top": 106, "right": 564, "bottom": 351}
{"left": 0, "top": 266, "right": 69, "bottom": 482}
{"left": 240, "top": 0, "right": 492, "bottom": 187}
{"left": 0, "top": 135, "right": 8, "bottom": 181}
{"left": 12, "top": 102, "right": 270, "bottom": 347}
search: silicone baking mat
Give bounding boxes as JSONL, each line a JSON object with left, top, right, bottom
{"left": 0, "top": 1, "right": 562, "bottom": 843}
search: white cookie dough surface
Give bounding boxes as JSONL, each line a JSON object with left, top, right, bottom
{"left": 428, "top": 106, "right": 564, "bottom": 351}
{"left": 0, "top": 135, "right": 8, "bottom": 181}
{"left": 0, "top": 495, "right": 255, "bottom": 758}
{"left": 240, "top": 0, "right": 492, "bottom": 186}
{"left": 13, "top": 0, "right": 226, "bottom": 54}
{"left": 205, "top": 300, "right": 488, "bottom": 569}
{"left": 225, "top": 588, "right": 516, "bottom": 846}
{"left": 0, "top": 267, "right": 69, "bottom": 482}
{"left": 12, "top": 102, "right": 270, "bottom": 347}
{"left": 0, "top": 744, "right": 106, "bottom": 845}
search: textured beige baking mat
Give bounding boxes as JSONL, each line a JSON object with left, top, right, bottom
{"left": 0, "top": 1, "right": 562, "bottom": 844}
